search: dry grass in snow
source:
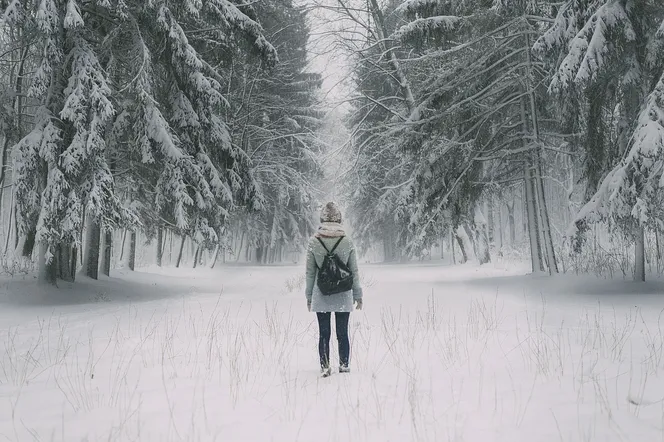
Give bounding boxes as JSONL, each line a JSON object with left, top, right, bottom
{"left": 1, "top": 261, "right": 664, "bottom": 441}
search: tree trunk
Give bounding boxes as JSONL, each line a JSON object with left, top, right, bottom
{"left": 100, "top": 230, "right": 112, "bottom": 276}
{"left": 525, "top": 165, "right": 544, "bottom": 273}
{"left": 168, "top": 229, "right": 173, "bottom": 265}
{"left": 524, "top": 30, "right": 559, "bottom": 274}
{"left": 467, "top": 222, "right": 481, "bottom": 262}
{"left": 209, "top": 244, "right": 220, "bottom": 269}
{"left": 0, "top": 136, "right": 9, "bottom": 207}
{"left": 383, "top": 227, "right": 398, "bottom": 262}
{"left": 82, "top": 218, "right": 101, "bottom": 279}
{"left": 193, "top": 244, "right": 201, "bottom": 268}
{"left": 127, "top": 231, "right": 136, "bottom": 271}
{"left": 22, "top": 229, "right": 36, "bottom": 258}
{"left": 485, "top": 198, "right": 494, "bottom": 249}
{"left": 37, "top": 242, "right": 57, "bottom": 285}
{"left": 59, "top": 243, "right": 75, "bottom": 282}
{"left": 156, "top": 227, "right": 163, "bottom": 267}
{"left": 255, "top": 246, "right": 263, "bottom": 264}
{"left": 4, "top": 187, "right": 14, "bottom": 255}
{"left": 235, "top": 230, "right": 245, "bottom": 262}
{"left": 37, "top": 242, "right": 47, "bottom": 283}
{"left": 520, "top": 91, "right": 544, "bottom": 273}
{"left": 454, "top": 226, "right": 472, "bottom": 264}
{"left": 522, "top": 186, "right": 528, "bottom": 238}
{"left": 473, "top": 208, "right": 491, "bottom": 265}
{"left": 78, "top": 212, "right": 85, "bottom": 269}
{"left": 119, "top": 229, "right": 127, "bottom": 262}
{"left": 507, "top": 200, "right": 516, "bottom": 246}
{"left": 534, "top": 165, "right": 559, "bottom": 274}
{"left": 635, "top": 226, "right": 645, "bottom": 282}
{"left": 188, "top": 237, "right": 196, "bottom": 263}
{"left": 175, "top": 235, "right": 186, "bottom": 268}
{"left": 35, "top": 155, "right": 49, "bottom": 279}
{"left": 497, "top": 196, "right": 504, "bottom": 256}
{"left": 656, "top": 229, "right": 661, "bottom": 274}
{"left": 70, "top": 245, "right": 77, "bottom": 281}
{"left": 383, "top": 237, "right": 391, "bottom": 262}
{"left": 450, "top": 230, "right": 456, "bottom": 264}
{"left": 440, "top": 231, "right": 445, "bottom": 260}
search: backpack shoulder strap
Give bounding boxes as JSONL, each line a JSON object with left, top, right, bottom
{"left": 316, "top": 236, "right": 345, "bottom": 255}
{"left": 329, "top": 237, "right": 345, "bottom": 254}
{"left": 316, "top": 237, "right": 330, "bottom": 253}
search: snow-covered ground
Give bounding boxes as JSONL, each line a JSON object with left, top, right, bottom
{"left": 2, "top": 260, "right": 664, "bottom": 441}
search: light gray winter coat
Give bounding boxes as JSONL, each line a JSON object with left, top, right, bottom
{"left": 305, "top": 235, "right": 363, "bottom": 313}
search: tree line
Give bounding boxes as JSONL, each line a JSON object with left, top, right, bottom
{"left": 0, "top": 0, "right": 324, "bottom": 283}
{"left": 330, "top": 0, "right": 664, "bottom": 281}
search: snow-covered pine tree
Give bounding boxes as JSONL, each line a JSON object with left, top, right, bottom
{"left": 224, "top": 0, "right": 324, "bottom": 264}
{"left": 536, "top": 0, "right": 664, "bottom": 278}
{"left": 535, "top": 0, "right": 662, "bottom": 199}
{"left": 389, "top": 0, "right": 561, "bottom": 271}
{"left": 2, "top": 0, "right": 279, "bottom": 280}
{"left": 337, "top": 0, "right": 416, "bottom": 261}
{"left": 96, "top": 0, "right": 278, "bottom": 269}
{"left": 7, "top": 0, "right": 134, "bottom": 282}
{"left": 573, "top": 63, "right": 664, "bottom": 281}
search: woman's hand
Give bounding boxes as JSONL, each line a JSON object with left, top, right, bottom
{"left": 307, "top": 299, "right": 312, "bottom": 311}
{"left": 354, "top": 299, "right": 363, "bottom": 310}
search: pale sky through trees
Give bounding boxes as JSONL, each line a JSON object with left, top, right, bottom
{"left": 303, "top": 0, "right": 363, "bottom": 109}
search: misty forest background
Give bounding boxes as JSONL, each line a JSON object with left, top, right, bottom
{"left": 0, "top": 0, "right": 663, "bottom": 285}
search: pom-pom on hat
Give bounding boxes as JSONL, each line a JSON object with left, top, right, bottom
{"left": 320, "top": 201, "right": 342, "bottom": 223}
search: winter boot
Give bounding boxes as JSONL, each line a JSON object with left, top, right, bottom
{"left": 339, "top": 364, "right": 350, "bottom": 373}
{"left": 321, "top": 366, "right": 332, "bottom": 378}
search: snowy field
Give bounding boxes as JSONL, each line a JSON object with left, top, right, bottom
{"left": 2, "top": 261, "right": 664, "bottom": 441}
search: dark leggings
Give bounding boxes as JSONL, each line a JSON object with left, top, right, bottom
{"left": 316, "top": 312, "right": 350, "bottom": 368}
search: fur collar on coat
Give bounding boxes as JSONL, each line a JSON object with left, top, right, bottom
{"left": 315, "top": 222, "right": 346, "bottom": 238}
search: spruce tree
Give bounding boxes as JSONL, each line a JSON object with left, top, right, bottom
{"left": 2, "top": 0, "right": 278, "bottom": 281}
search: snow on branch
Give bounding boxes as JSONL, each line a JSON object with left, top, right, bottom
{"left": 1, "top": 0, "right": 23, "bottom": 28}
{"left": 395, "top": 15, "right": 464, "bottom": 44}
{"left": 12, "top": 109, "right": 54, "bottom": 233}
{"left": 205, "top": 0, "right": 278, "bottom": 65}
{"left": 396, "top": 0, "right": 445, "bottom": 17}
{"left": 571, "top": 71, "right": 664, "bottom": 234}
{"left": 647, "top": 18, "right": 664, "bottom": 69}
{"left": 534, "top": 2, "right": 573, "bottom": 53}
{"left": 548, "top": 1, "right": 635, "bottom": 93}
{"left": 64, "top": 0, "right": 83, "bottom": 29}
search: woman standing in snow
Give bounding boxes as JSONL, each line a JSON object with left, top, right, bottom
{"left": 305, "top": 202, "right": 363, "bottom": 377}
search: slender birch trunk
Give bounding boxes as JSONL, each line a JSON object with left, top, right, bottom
{"left": 635, "top": 226, "right": 645, "bottom": 282}
{"left": 524, "top": 29, "right": 558, "bottom": 274}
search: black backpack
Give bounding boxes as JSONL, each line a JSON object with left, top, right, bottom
{"left": 316, "top": 237, "right": 354, "bottom": 296}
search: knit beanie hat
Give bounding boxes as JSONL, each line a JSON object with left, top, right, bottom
{"left": 320, "top": 201, "right": 342, "bottom": 223}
